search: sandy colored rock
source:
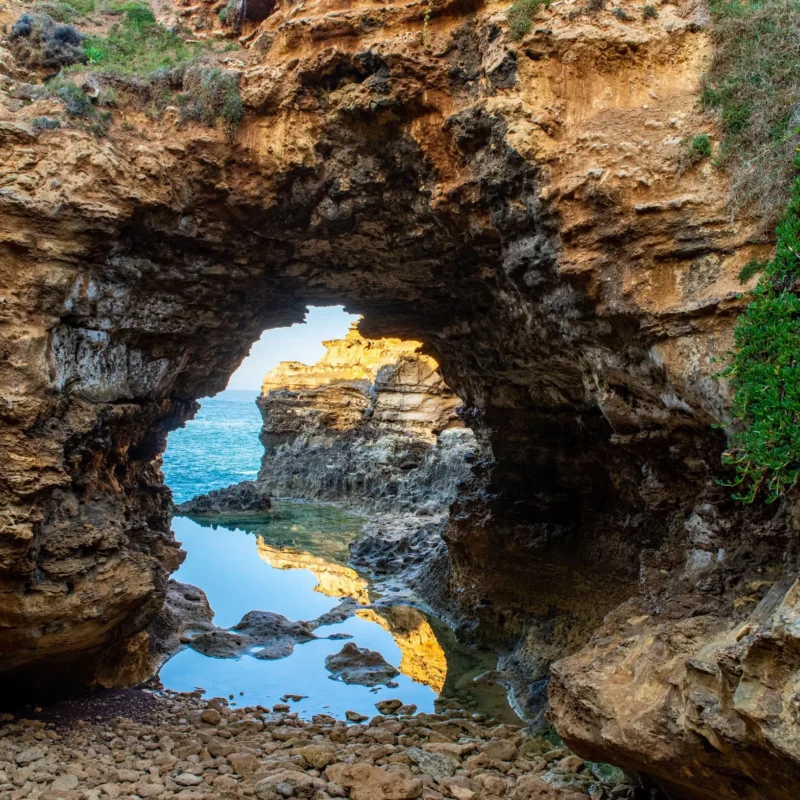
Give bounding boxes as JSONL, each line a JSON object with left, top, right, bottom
{"left": 297, "top": 744, "right": 337, "bottom": 770}
{"left": 480, "top": 739, "right": 519, "bottom": 762}
{"left": 228, "top": 752, "right": 260, "bottom": 774}
{"left": 326, "top": 762, "right": 424, "bottom": 800}
{"left": 201, "top": 708, "right": 221, "bottom": 725}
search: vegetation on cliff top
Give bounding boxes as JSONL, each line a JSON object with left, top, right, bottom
{"left": 707, "top": 0, "right": 800, "bottom": 502}
{"left": 11, "top": 0, "right": 244, "bottom": 137}
{"left": 703, "top": 0, "right": 800, "bottom": 230}
{"left": 507, "top": 0, "right": 551, "bottom": 38}
{"left": 80, "top": 2, "right": 204, "bottom": 73}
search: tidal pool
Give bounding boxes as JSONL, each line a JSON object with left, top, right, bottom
{"left": 159, "top": 502, "right": 519, "bottom": 723}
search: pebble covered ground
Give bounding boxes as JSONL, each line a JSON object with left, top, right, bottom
{"left": 0, "top": 690, "right": 632, "bottom": 800}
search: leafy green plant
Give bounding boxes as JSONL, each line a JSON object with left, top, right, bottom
{"left": 718, "top": 157, "right": 800, "bottom": 503}
{"left": 689, "top": 132, "right": 712, "bottom": 160}
{"left": 642, "top": 4, "right": 658, "bottom": 18}
{"left": 738, "top": 257, "right": 768, "bottom": 284}
{"left": 507, "top": 0, "right": 551, "bottom": 38}
{"left": 423, "top": 0, "right": 433, "bottom": 47}
{"left": 612, "top": 7, "right": 631, "bottom": 20}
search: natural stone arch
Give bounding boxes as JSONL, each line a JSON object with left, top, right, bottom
{"left": 1, "top": 2, "right": 797, "bottom": 796}
{"left": 2, "top": 94, "right": 696, "bottom": 686}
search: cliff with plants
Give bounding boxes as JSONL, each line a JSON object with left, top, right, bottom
{"left": 0, "top": 0, "right": 798, "bottom": 795}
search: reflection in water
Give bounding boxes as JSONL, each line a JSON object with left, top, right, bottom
{"left": 356, "top": 607, "right": 447, "bottom": 694}
{"left": 161, "top": 502, "right": 519, "bottom": 723}
{"left": 257, "top": 539, "right": 371, "bottom": 605}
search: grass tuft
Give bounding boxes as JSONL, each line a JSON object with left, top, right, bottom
{"left": 507, "top": 0, "right": 551, "bottom": 38}
{"left": 703, "top": 0, "right": 800, "bottom": 230}
{"left": 80, "top": 2, "right": 204, "bottom": 74}
{"left": 178, "top": 65, "right": 243, "bottom": 137}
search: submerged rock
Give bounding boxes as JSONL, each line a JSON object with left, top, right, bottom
{"left": 188, "top": 609, "right": 319, "bottom": 660}
{"left": 325, "top": 642, "right": 400, "bottom": 687}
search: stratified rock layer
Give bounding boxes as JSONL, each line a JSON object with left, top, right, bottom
{"left": 0, "top": 0, "right": 798, "bottom": 794}
{"left": 255, "top": 326, "right": 477, "bottom": 511}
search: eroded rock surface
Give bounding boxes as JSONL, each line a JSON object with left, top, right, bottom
{"left": 182, "top": 326, "right": 478, "bottom": 514}
{"left": 176, "top": 482, "right": 272, "bottom": 516}
{"left": 255, "top": 326, "right": 477, "bottom": 512}
{"left": 187, "top": 610, "right": 319, "bottom": 660}
{"left": 0, "top": 0, "right": 798, "bottom": 794}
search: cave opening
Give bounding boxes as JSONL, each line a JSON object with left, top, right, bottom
{"left": 156, "top": 304, "right": 515, "bottom": 721}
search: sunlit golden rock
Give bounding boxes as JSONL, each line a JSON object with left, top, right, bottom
{"left": 256, "top": 537, "right": 371, "bottom": 604}
{"left": 357, "top": 606, "right": 447, "bottom": 694}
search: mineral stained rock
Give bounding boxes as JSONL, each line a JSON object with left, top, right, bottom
{"left": 0, "top": 0, "right": 798, "bottom": 794}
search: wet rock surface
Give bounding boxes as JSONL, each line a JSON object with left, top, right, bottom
{"left": 0, "top": 690, "right": 631, "bottom": 799}
{"left": 324, "top": 643, "right": 400, "bottom": 688}
{"left": 185, "top": 609, "right": 327, "bottom": 660}
{"left": 176, "top": 482, "right": 272, "bottom": 516}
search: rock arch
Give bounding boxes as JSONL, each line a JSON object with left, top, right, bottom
{"left": 1, "top": 1, "right": 797, "bottom": 795}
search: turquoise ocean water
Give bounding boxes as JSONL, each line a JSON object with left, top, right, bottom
{"left": 158, "top": 389, "right": 517, "bottom": 721}
{"left": 163, "top": 389, "right": 263, "bottom": 505}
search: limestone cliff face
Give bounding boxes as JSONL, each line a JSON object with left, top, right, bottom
{"left": 255, "top": 326, "right": 476, "bottom": 510}
{"left": 0, "top": 0, "right": 798, "bottom": 794}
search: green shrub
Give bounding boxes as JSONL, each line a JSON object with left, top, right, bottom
{"left": 54, "top": 80, "right": 94, "bottom": 115}
{"left": 642, "top": 4, "right": 658, "bottom": 18}
{"left": 35, "top": 0, "right": 96, "bottom": 22}
{"left": 9, "top": 12, "right": 87, "bottom": 69}
{"left": 737, "top": 257, "right": 768, "bottom": 284}
{"left": 178, "top": 65, "right": 243, "bottom": 136}
{"left": 689, "top": 132, "right": 712, "bottom": 160}
{"left": 719, "top": 157, "right": 800, "bottom": 503}
{"left": 31, "top": 115, "right": 62, "bottom": 130}
{"left": 219, "top": 0, "right": 240, "bottom": 27}
{"left": 612, "top": 7, "right": 631, "bottom": 20}
{"left": 507, "top": 0, "right": 551, "bottom": 38}
{"left": 702, "top": 0, "right": 800, "bottom": 230}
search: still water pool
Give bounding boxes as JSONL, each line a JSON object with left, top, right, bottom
{"left": 159, "top": 503, "right": 519, "bottom": 723}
